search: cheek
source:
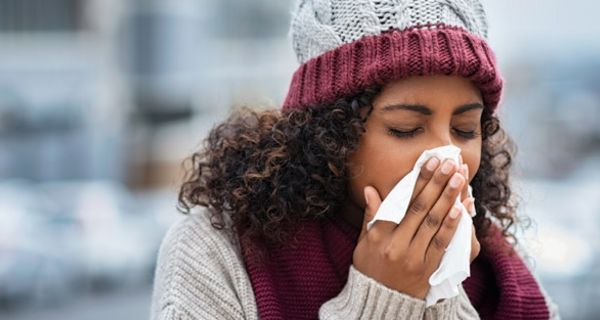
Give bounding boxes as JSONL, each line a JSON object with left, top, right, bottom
{"left": 347, "top": 130, "right": 421, "bottom": 203}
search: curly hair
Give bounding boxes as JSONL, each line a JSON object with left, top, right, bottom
{"left": 178, "top": 85, "right": 527, "bottom": 253}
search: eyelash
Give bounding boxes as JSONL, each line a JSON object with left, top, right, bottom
{"left": 388, "top": 128, "right": 481, "bottom": 139}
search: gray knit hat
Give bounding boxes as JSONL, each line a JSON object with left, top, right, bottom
{"left": 282, "top": 0, "right": 503, "bottom": 113}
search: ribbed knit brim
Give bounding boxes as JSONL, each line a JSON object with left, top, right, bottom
{"left": 282, "top": 24, "right": 503, "bottom": 113}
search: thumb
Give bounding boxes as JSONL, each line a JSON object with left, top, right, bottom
{"left": 359, "top": 186, "right": 382, "bottom": 241}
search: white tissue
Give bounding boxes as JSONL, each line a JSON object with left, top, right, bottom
{"left": 365, "top": 144, "right": 475, "bottom": 306}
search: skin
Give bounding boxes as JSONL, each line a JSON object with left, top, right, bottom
{"left": 341, "top": 74, "right": 483, "bottom": 300}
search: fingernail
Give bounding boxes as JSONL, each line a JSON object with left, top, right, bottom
{"left": 469, "top": 198, "right": 475, "bottom": 212}
{"left": 364, "top": 188, "right": 369, "bottom": 206}
{"left": 449, "top": 173, "right": 462, "bottom": 188}
{"left": 426, "top": 157, "right": 440, "bottom": 171}
{"left": 449, "top": 205, "right": 460, "bottom": 219}
{"left": 441, "top": 159, "right": 454, "bottom": 174}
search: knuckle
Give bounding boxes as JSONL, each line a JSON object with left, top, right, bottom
{"left": 424, "top": 212, "right": 441, "bottom": 229}
{"left": 383, "top": 245, "right": 401, "bottom": 262}
{"left": 432, "top": 236, "right": 446, "bottom": 250}
{"left": 444, "top": 213, "right": 458, "bottom": 227}
{"left": 408, "top": 200, "right": 426, "bottom": 216}
{"left": 444, "top": 186, "right": 459, "bottom": 199}
{"left": 366, "top": 229, "right": 383, "bottom": 243}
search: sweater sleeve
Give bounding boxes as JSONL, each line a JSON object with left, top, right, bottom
{"left": 319, "top": 265, "right": 480, "bottom": 319}
{"left": 423, "top": 285, "right": 480, "bottom": 319}
{"left": 149, "top": 214, "right": 259, "bottom": 320}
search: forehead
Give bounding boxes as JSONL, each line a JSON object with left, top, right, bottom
{"left": 373, "top": 75, "right": 483, "bottom": 111}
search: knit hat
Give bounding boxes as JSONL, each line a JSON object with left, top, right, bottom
{"left": 282, "top": 0, "right": 503, "bottom": 113}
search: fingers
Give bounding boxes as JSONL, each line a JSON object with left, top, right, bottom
{"left": 462, "top": 196, "right": 475, "bottom": 215}
{"left": 359, "top": 186, "right": 394, "bottom": 242}
{"left": 463, "top": 194, "right": 475, "bottom": 217}
{"left": 426, "top": 198, "right": 478, "bottom": 265}
{"left": 470, "top": 224, "right": 481, "bottom": 262}
{"left": 423, "top": 203, "right": 462, "bottom": 266}
{"left": 361, "top": 157, "right": 440, "bottom": 244}
{"left": 409, "top": 170, "right": 465, "bottom": 258}
{"left": 410, "top": 157, "right": 440, "bottom": 205}
{"left": 395, "top": 159, "right": 460, "bottom": 241}
{"left": 458, "top": 155, "right": 469, "bottom": 202}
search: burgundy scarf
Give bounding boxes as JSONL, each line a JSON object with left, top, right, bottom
{"left": 239, "top": 214, "right": 550, "bottom": 320}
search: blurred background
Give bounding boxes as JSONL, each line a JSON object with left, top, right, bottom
{"left": 0, "top": 0, "right": 598, "bottom": 319}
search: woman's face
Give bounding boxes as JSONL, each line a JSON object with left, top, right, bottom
{"left": 343, "top": 75, "right": 484, "bottom": 228}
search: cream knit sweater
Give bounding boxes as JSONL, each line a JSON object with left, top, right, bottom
{"left": 149, "top": 210, "right": 560, "bottom": 319}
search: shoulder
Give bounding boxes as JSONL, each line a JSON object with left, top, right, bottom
{"left": 149, "top": 209, "right": 258, "bottom": 320}
{"left": 513, "top": 239, "right": 562, "bottom": 320}
{"left": 157, "top": 209, "right": 241, "bottom": 263}
{"left": 480, "top": 220, "right": 561, "bottom": 319}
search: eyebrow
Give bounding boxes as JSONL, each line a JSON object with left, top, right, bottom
{"left": 380, "top": 102, "right": 484, "bottom": 115}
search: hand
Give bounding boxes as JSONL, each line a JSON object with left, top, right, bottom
{"left": 352, "top": 157, "right": 475, "bottom": 300}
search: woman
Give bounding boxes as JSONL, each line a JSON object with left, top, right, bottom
{"left": 150, "top": 0, "right": 560, "bottom": 319}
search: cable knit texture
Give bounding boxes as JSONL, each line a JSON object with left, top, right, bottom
{"left": 149, "top": 210, "right": 560, "bottom": 320}
{"left": 463, "top": 225, "right": 557, "bottom": 319}
{"left": 283, "top": 0, "right": 504, "bottom": 112}
{"left": 290, "top": 0, "right": 489, "bottom": 63}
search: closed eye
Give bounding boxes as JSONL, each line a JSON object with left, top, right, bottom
{"left": 387, "top": 127, "right": 481, "bottom": 139}
{"left": 453, "top": 128, "right": 481, "bottom": 139}
{"left": 387, "top": 128, "right": 422, "bottom": 138}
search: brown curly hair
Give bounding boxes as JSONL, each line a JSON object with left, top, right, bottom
{"left": 178, "top": 85, "right": 528, "bottom": 252}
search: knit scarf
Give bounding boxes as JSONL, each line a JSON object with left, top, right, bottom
{"left": 238, "top": 214, "right": 550, "bottom": 320}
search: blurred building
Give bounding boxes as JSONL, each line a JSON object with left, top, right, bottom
{"left": 0, "top": 0, "right": 296, "bottom": 189}
{"left": 0, "top": 0, "right": 295, "bottom": 317}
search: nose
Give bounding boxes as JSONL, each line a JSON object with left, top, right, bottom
{"left": 426, "top": 126, "right": 454, "bottom": 149}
